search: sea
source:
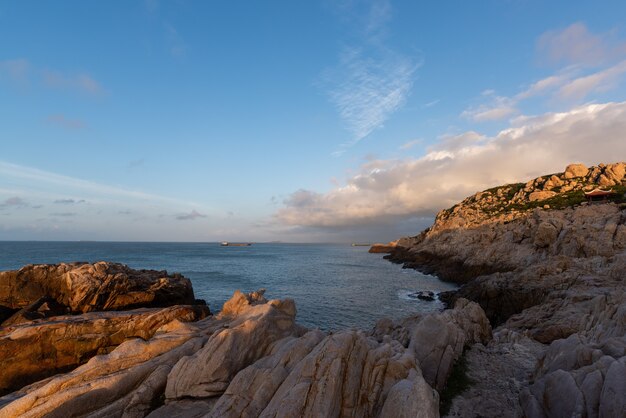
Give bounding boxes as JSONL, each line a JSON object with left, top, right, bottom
{"left": 0, "top": 242, "right": 457, "bottom": 331}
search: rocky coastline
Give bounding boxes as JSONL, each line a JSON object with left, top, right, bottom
{"left": 0, "top": 162, "right": 623, "bottom": 417}
{"left": 379, "top": 163, "right": 626, "bottom": 417}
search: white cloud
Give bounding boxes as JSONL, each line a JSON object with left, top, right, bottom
{"left": 276, "top": 101, "right": 626, "bottom": 228}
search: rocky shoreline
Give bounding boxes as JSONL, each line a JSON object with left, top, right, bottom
{"left": 0, "top": 162, "right": 624, "bottom": 417}
{"left": 378, "top": 163, "right": 626, "bottom": 417}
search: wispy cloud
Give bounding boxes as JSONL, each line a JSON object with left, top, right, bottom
{"left": 0, "top": 196, "right": 27, "bottom": 209}
{"left": 277, "top": 101, "right": 626, "bottom": 228}
{"left": 127, "top": 158, "right": 145, "bottom": 170}
{"left": 42, "top": 70, "right": 103, "bottom": 95}
{"left": 462, "top": 92, "right": 518, "bottom": 122}
{"left": 422, "top": 99, "right": 440, "bottom": 108}
{"left": 53, "top": 198, "right": 86, "bottom": 204}
{"left": 323, "top": 0, "right": 419, "bottom": 153}
{"left": 537, "top": 22, "right": 626, "bottom": 67}
{"left": 0, "top": 161, "right": 200, "bottom": 207}
{"left": 328, "top": 47, "right": 417, "bottom": 145}
{"left": 46, "top": 114, "right": 86, "bottom": 130}
{"left": 0, "top": 58, "right": 104, "bottom": 96}
{"left": 145, "top": 0, "right": 159, "bottom": 14}
{"left": 176, "top": 210, "right": 207, "bottom": 220}
{"left": 462, "top": 23, "right": 626, "bottom": 122}
{"left": 165, "top": 23, "right": 187, "bottom": 58}
{"left": 399, "top": 139, "right": 421, "bottom": 150}
{"left": 556, "top": 60, "right": 626, "bottom": 100}
{"left": 0, "top": 58, "right": 30, "bottom": 83}
{"left": 50, "top": 212, "right": 76, "bottom": 217}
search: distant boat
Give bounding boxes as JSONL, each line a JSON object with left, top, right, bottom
{"left": 351, "top": 243, "right": 371, "bottom": 246}
{"left": 220, "top": 242, "right": 252, "bottom": 247}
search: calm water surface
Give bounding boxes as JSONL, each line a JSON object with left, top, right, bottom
{"left": 0, "top": 242, "right": 456, "bottom": 330}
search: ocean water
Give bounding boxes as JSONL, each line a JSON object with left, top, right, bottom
{"left": 0, "top": 242, "right": 457, "bottom": 330}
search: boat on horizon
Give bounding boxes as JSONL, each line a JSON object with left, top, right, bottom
{"left": 220, "top": 242, "right": 253, "bottom": 247}
{"left": 351, "top": 243, "right": 371, "bottom": 246}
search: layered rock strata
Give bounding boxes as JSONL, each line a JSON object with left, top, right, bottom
{"left": 0, "top": 289, "right": 491, "bottom": 417}
{"left": 0, "top": 262, "right": 208, "bottom": 398}
{"left": 0, "top": 305, "right": 208, "bottom": 394}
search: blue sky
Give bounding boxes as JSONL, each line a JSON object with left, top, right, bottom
{"left": 2, "top": 0, "right": 626, "bottom": 242}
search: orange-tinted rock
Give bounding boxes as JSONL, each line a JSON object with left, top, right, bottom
{"left": 0, "top": 305, "right": 208, "bottom": 394}
{"left": 0, "top": 262, "right": 197, "bottom": 315}
{"left": 369, "top": 241, "right": 398, "bottom": 253}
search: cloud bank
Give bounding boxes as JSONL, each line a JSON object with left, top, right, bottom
{"left": 277, "top": 101, "right": 626, "bottom": 228}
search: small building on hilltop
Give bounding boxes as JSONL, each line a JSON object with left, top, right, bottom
{"left": 584, "top": 188, "right": 613, "bottom": 203}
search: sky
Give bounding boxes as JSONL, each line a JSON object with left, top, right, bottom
{"left": 2, "top": 0, "right": 626, "bottom": 242}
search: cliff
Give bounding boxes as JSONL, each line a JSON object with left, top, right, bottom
{"left": 380, "top": 162, "right": 626, "bottom": 417}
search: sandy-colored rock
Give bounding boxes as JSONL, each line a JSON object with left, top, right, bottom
{"left": 258, "top": 330, "right": 417, "bottom": 418}
{"left": 542, "top": 175, "right": 563, "bottom": 190}
{"left": 0, "top": 289, "right": 456, "bottom": 417}
{"left": 564, "top": 163, "right": 589, "bottom": 179}
{"left": 379, "top": 369, "right": 439, "bottom": 418}
{"left": 219, "top": 288, "right": 268, "bottom": 317}
{"left": 207, "top": 330, "right": 326, "bottom": 418}
{"left": 165, "top": 295, "right": 303, "bottom": 400}
{"left": 0, "top": 320, "right": 207, "bottom": 418}
{"left": 0, "top": 305, "right": 207, "bottom": 394}
{"left": 528, "top": 190, "right": 556, "bottom": 202}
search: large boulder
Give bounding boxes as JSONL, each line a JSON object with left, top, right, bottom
{"left": 0, "top": 262, "right": 197, "bottom": 316}
{"left": 528, "top": 190, "right": 556, "bottom": 202}
{"left": 564, "top": 163, "right": 589, "bottom": 179}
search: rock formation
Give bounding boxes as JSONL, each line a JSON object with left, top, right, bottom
{"left": 0, "top": 262, "right": 208, "bottom": 399}
{"left": 0, "top": 289, "right": 491, "bottom": 417}
{"left": 0, "top": 262, "right": 197, "bottom": 321}
{"left": 0, "top": 305, "right": 208, "bottom": 394}
{"left": 380, "top": 162, "right": 626, "bottom": 417}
